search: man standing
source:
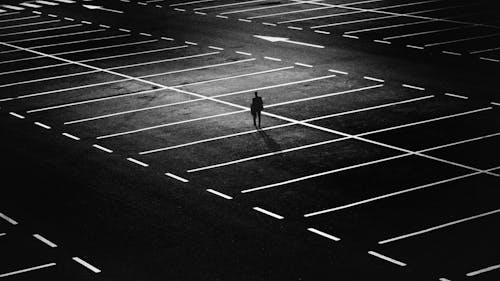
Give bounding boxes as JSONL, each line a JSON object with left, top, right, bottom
{"left": 251, "top": 91, "right": 263, "bottom": 128}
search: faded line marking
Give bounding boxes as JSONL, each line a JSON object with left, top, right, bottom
{"left": 33, "top": 234, "right": 57, "bottom": 248}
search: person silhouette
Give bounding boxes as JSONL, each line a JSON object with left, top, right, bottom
{"left": 251, "top": 91, "right": 263, "bottom": 128}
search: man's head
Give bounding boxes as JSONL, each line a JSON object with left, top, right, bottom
{"left": 254, "top": 91, "right": 258, "bottom": 97}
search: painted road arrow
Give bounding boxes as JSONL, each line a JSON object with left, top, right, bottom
{"left": 83, "top": 5, "right": 124, "bottom": 14}
{"left": 254, "top": 35, "right": 324, "bottom": 49}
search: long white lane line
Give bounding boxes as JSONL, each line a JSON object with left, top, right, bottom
{"left": 0, "top": 212, "right": 18, "bottom": 225}
{"left": 26, "top": 59, "right": 256, "bottom": 113}
{"left": 106, "top": 51, "right": 220, "bottom": 70}
{"left": 0, "top": 15, "right": 40, "bottom": 23}
{"left": 0, "top": 233, "right": 5, "bottom": 237}
{"left": 0, "top": 12, "right": 20, "bottom": 18}
{"left": 193, "top": 0, "right": 267, "bottom": 11}
{"left": 419, "top": 132, "right": 500, "bottom": 152}
{"left": 34, "top": 121, "right": 51, "bottom": 129}
{"left": 253, "top": 207, "right": 284, "bottom": 219}
{"left": 165, "top": 172, "right": 189, "bottom": 182}
{"left": 170, "top": 0, "right": 215, "bottom": 7}
{"left": 307, "top": 227, "right": 341, "bottom": 241}
{"left": 79, "top": 45, "right": 189, "bottom": 63}
{"left": 0, "top": 23, "right": 82, "bottom": 38}
{"left": 0, "top": 263, "right": 57, "bottom": 278}
{"left": 368, "top": 251, "right": 406, "bottom": 266}
{"left": 220, "top": 2, "right": 303, "bottom": 15}
{"left": 6, "top": 28, "right": 106, "bottom": 44}
{"left": 248, "top": 6, "right": 333, "bottom": 20}
{"left": 62, "top": 132, "right": 80, "bottom": 140}
{"left": 72, "top": 257, "right": 101, "bottom": 273}
{"left": 425, "top": 33, "right": 500, "bottom": 47}
{"left": 93, "top": 144, "right": 113, "bottom": 153}
{"left": 140, "top": 95, "right": 433, "bottom": 154}
{"left": 0, "top": 19, "right": 60, "bottom": 30}
{"left": 383, "top": 25, "right": 473, "bottom": 40}
{"left": 469, "top": 46, "right": 500, "bottom": 54}
{"left": 33, "top": 234, "right": 58, "bottom": 247}
{"left": 127, "top": 157, "right": 149, "bottom": 167}
{"left": 466, "top": 263, "right": 500, "bottom": 277}
{"left": 379, "top": 209, "right": 500, "bottom": 244}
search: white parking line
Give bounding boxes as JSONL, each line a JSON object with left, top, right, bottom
{"left": 107, "top": 51, "right": 220, "bottom": 70}
{"left": 0, "top": 212, "right": 18, "bottom": 225}
{"left": 1, "top": 5, "right": 24, "bottom": 11}
{"left": 170, "top": 0, "right": 214, "bottom": 6}
{"left": 0, "top": 23, "right": 82, "bottom": 38}
{"left": 248, "top": 6, "right": 332, "bottom": 20}
{"left": 0, "top": 19, "right": 60, "bottom": 30}
{"left": 33, "top": 234, "right": 58, "bottom": 247}
{"left": 379, "top": 209, "right": 500, "bottom": 244}
{"left": 127, "top": 157, "right": 149, "bottom": 167}
{"left": 253, "top": 207, "right": 284, "bottom": 219}
{"left": 36, "top": 0, "right": 59, "bottom": 5}
{"left": 0, "top": 12, "right": 20, "bottom": 18}
{"left": 368, "top": 251, "right": 406, "bottom": 266}
{"left": 194, "top": 0, "right": 267, "bottom": 11}
{"left": 0, "top": 263, "right": 57, "bottom": 278}
{"left": 425, "top": 33, "right": 500, "bottom": 47}
{"left": 80, "top": 44, "right": 189, "bottom": 63}
{"left": 165, "top": 172, "right": 189, "bottom": 182}
{"left": 72, "top": 257, "right": 101, "bottom": 273}
{"left": 34, "top": 121, "right": 51, "bottom": 129}
{"left": 466, "top": 263, "right": 500, "bottom": 277}
{"left": 0, "top": 15, "right": 40, "bottom": 23}
{"left": 469, "top": 46, "right": 500, "bottom": 54}
{"left": 220, "top": 2, "right": 304, "bottom": 16}
{"left": 62, "top": 132, "right": 80, "bottom": 140}
{"left": 402, "top": 84, "right": 425, "bottom": 91}
{"left": 9, "top": 112, "right": 25, "bottom": 119}
{"left": 383, "top": 25, "right": 473, "bottom": 40}
{"left": 93, "top": 144, "right": 113, "bottom": 153}
{"left": 445, "top": 93, "right": 468, "bottom": 99}
{"left": 6, "top": 28, "right": 106, "bottom": 44}
{"left": 307, "top": 227, "right": 341, "bottom": 241}
{"left": 206, "top": 189, "right": 233, "bottom": 199}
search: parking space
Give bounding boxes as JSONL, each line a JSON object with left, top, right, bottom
{"left": 1, "top": 1, "right": 499, "bottom": 280}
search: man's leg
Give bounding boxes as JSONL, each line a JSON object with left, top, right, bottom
{"left": 257, "top": 111, "right": 261, "bottom": 127}
{"left": 252, "top": 112, "right": 257, "bottom": 127}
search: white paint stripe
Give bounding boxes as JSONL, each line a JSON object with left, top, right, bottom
{"left": 62, "top": 133, "right": 80, "bottom": 140}
{"left": 80, "top": 45, "right": 189, "bottom": 63}
{"left": 364, "top": 76, "right": 384, "bottom": 82}
{"left": 368, "top": 251, "right": 406, "bottom": 266}
{"left": 222, "top": 2, "right": 303, "bottom": 15}
{"left": 425, "top": 33, "right": 500, "bottom": 47}
{"left": 0, "top": 212, "right": 18, "bottom": 225}
{"left": 470, "top": 46, "right": 500, "bottom": 54}
{"left": 466, "top": 264, "right": 500, "bottom": 277}
{"left": 304, "top": 171, "right": 485, "bottom": 217}
{"left": 215, "top": 15, "right": 228, "bottom": 19}
{"left": 248, "top": 6, "right": 332, "bottom": 19}
{"left": 288, "top": 26, "right": 303, "bottom": 30}
{"left": 406, "top": 44, "right": 424, "bottom": 50}
{"left": 127, "top": 158, "right": 149, "bottom": 167}
{"left": 379, "top": 209, "right": 500, "bottom": 244}
{"left": 383, "top": 26, "right": 472, "bottom": 40}
{"left": 107, "top": 51, "right": 220, "bottom": 70}
{"left": 34, "top": 122, "right": 51, "bottom": 129}
{"left": 491, "top": 102, "right": 500, "bottom": 106}
{"left": 295, "top": 62, "right": 312, "bottom": 67}
{"left": 20, "top": 3, "right": 42, "bottom": 8}
{"left": 206, "top": 189, "right": 233, "bottom": 199}
{"left": 253, "top": 207, "right": 284, "bottom": 219}
{"left": 235, "top": 51, "right": 252, "bottom": 56}
{"left": 1, "top": 5, "right": 24, "bottom": 11}
{"left": 0, "top": 19, "right": 60, "bottom": 30}
{"left": 55, "top": 39, "right": 158, "bottom": 56}
{"left": 7, "top": 29, "right": 105, "bottom": 44}
{"left": 241, "top": 154, "right": 409, "bottom": 193}
{"left": 165, "top": 172, "right": 189, "bottom": 182}
{"left": 0, "top": 12, "right": 20, "bottom": 18}
{"left": 0, "top": 263, "right": 56, "bottom": 278}
{"left": 208, "top": 45, "right": 223, "bottom": 50}
{"left": 374, "top": 39, "right": 390, "bottom": 44}
{"left": 72, "top": 257, "right": 101, "bottom": 273}
{"left": 307, "top": 227, "right": 340, "bottom": 241}
{"left": 170, "top": 0, "right": 214, "bottom": 6}
{"left": 328, "top": 69, "right": 348, "bottom": 75}
{"left": 194, "top": 11, "right": 207, "bottom": 15}
{"left": 439, "top": 278, "right": 452, "bottom": 281}
{"left": 264, "top": 56, "right": 281, "bottom": 61}
{"left": 402, "top": 84, "right": 425, "bottom": 91}
{"left": 480, "top": 57, "right": 499, "bottom": 63}
{"left": 0, "top": 69, "right": 100, "bottom": 88}
{"left": 315, "top": 30, "right": 330, "bottom": 34}
{"left": 33, "top": 234, "right": 57, "bottom": 247}
{"left": 262, "top": 22, "right": 276, "bottom": 26}
{"left": 0, "top": 15, "right": 40, "bottom": 23}
{"left": 238, "top": 18, "right": 252, "bottom": 22}
{"left": 36, "top": 1, "right": 59, "bottom": 5}
{"left": 0, "top": 23, "right": 82, "bottom": 38}
{"left": 9, "top": 112, "right": 25, "bottom": 119}
{"left": 92, "top": 144, "right": 113, "bottom": 153}
{"left": 442, "top": 50, "right": 462, "bottom": 56}
{"left": 445, "top": 93, "right": 468, "bottom": 99}
{"left": 194, "top": 0, "right": 267, "bottom": 11}
{"left": 161, "top": 36, "right": 174, "bottom": 41}
{"left": 342, "top": 34, "right": 359, "bottom": 39}
{"left": 53, "top": 0, "right": 76, "bottom": 3}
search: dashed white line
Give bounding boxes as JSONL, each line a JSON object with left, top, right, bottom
{"left": 480, "top": 57, "right": 500, "bottom": 63}
{"left": 34, "top": 122, "right": 51, "bottom": 129}
{"left": 406, "top": 44, "right": 424, "bottom": 50}
{"left": 206, "top": 189, "right": 233, "bottom": 200}
{"left": 364, "top": 76, "right": 384, "bottom": 83}
{"left": 9, "top": 112, "right": 25, "bottom": 119}
{"left": 33, "top": 234, "right": 57, "bottom": 248}
{"left": 262, "top": 22, "right": 276, "bottom": 26}
{"left": 307, "top": 228, "right": 340, "bottom": 241}
{"left": 140, "top": 32, "right": 152, "bottom": 36}
{"left": 238, "top": 18, "right": 252, "bottom": 23}
{"left": 253, "top": 207, "right": 284, "bottom": 219}
{"left": 173, "top": 8, "right": 186, "bottom": 12}
{"left": 194, "top": 11, "right": 207, "bottom": 15}
{"left": 374, "top": 39, "right": 391, "bottom": 44}
{"left": 0, "top": 263, "right": 57, "bottom": 278}
{"left": 62, "top": 133, "right": 80, "bottom": 140}
{"left": 92, "top": 144, "right": 113, "bottom": 153}
{"left": 444, "top": 93, "right": 468, "bottom": 99}
{"left": 185, "top": 41, "right": 197, "bottom": 45}
{"left": 288, "top": 26, "right": 303, "bottom": 30}
{"left": 0, "top": 212, "right": 18, "bottom": 225}
{"left": 314, "top": 30, "right": 330, "bottom": 34}
{"left": 236, "top": 51, "right": 252, "bottom": 56}
{"left": 72, "top": 257, "right": 101, "bottom": 273}
{"left": 208, "top": 46, "right": 224, "bottom": 50}
{"left": 127, "top": 158, "right": 149, "bottom": 167}
{"left": 442, "top": 50, "right": 462, "bottom": 56}
{"left": 165, "top": 172, "right": 189, "bottom": 183}
{"left": 161, "top": 36, "right": 174, "bottom": 41}
{"left": 215, "top": 15, "right": 229, "bottom": 19}
{"left": 119, "top": 28, "right": 131, "bottom": 32}
{"left": 368, "top": 251, "right": 406, "bottom": 266}
{"left": 342, "top": 34, "right": 359, "bottom": 39}
{"left": 170, "top": 0, "right": 214, "bottom": 6}
{"left": 328, "top": 69, "right": 348, "bottom": 75}
{"left": 379, "top": 209, "right": 500, "bottom": 244}
{"left": 264, "top": 56, "right": 281, "bottom": 61}
{"left": 294, "top": 62, "right": 313, "bottom": 68}
{"left": 402, "top": 84, "right": 425, "bottom": 91}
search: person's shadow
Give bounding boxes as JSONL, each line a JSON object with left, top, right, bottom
{"left": 258, "top": 129, "right": 282, "bottom": 153}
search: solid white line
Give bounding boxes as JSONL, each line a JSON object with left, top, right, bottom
{"left": 33, "top": 234, "right": 57, "bottom": 248}
{"left": 0, "top": 263, "right": 56, "bottom": 278}
{"left": 295, "top": 62, "right": 313, "bottom": 67}
{"left": 264, "top": 56, "right": 281, "bottom": 61}
{"left": 194, "top": 0, "right": 267, "bottom": 11}
{"left": 215, "top": 15, "right": 228, "bottom": 19}
{"left": 92, "top": 144, "right": 113, "bottom": 153}
{"left": 425, "top": 33, "right": 500, "bottom": 47}
{"left": 1, "top": 5, "right": 24, "bottom": 11}
{"left": 165, "top": 172, "right": 189, "bottom": 182}
{"left": 235, "top": 51, "right": 252, "bottom": 56}
{"left": 262, "top": 22, "right": 276, "bottom": 26}
{"left": 466, "top": 263, "right": 500, "bottom": 277}
{"left": 0, "top": 212, "right": 18, "bottom": 225}
{"left": 127, "top": 158, "right": 149, "bottom": 167}
{"left": 383, "top": 26, "right": 472, "bottom": 40}
{"left": 0, "top": 15, "right": 40, "bottom": 23}
{"left": 62, "top": 133, "right": 80, "bottom": 140}
{"left": 222, "top": 2, "right": 303, "bottom": 15}
{"left": 307, "top": 227, "right": 340, "bottom": 241}
{"left": 20, "top": 3, "right": 42, "bottom": 8}
{"left": 107, "top": 51, "right": 220, "bottom": 70}
{"left": 442, "top": 50, "right": 462, "bottom": 56}
{"left": 342, "top": 34, "right": 358, "bottom": 39}
{"left": 170, "top": 0, "right": 214, "bottom": 6}
{"left": 368, "top": 251, "right": 406, "bottom": 266}
{"left": 480, "top": 57, "right": 500, "bottom": 63}
{"left": 364, "top": 76, "right": 384, "bottom": 83}
{"left": 6, "top": 28, "right": 106, "bottom": 44}
{"left": 402, "top": 84, "right": 425, "bottom": 91}
{"left": 328, "top": 69, "right": 348, "bottom": 75}
{"left": 470, "top": 46, "right": 500, "bottom": 54}
{"left": 248, "top": 6, "right": 332, "bottom": 20}
{"left": 80, "top": 45, "right": 189, "bottom": 63}
{"left": 491, "top": 102, "right": 500, "bottom": 106}
{"left": 0, "top": 24, "right": 82, "bottom": 37}
{"left": 173, "top": 8, "right": 186, "bottom": 12}
{"left": 72, "top": 257, "right": 101, "bottom": 273}
{"left": 9, "top": 112, "right": 25, "bottom": 119}
{"left": 238, "top": 18, "right": 252, "bottom": 23}
{"left": 445, "top": 93, "right": 468, "bottom": 99}
{"left": 253, "top": 207, "right": 284, "bottom": 219}
{"left": 36, "top": 1, "right": 59, "bottom": 5}
{"left": 288, "top": 26, "right": 303, "bottom": 30}
{"left": 206, "top": 189, "right": 233, "bottom": 199}
{"left": 406, "top": 44, "right": 424, "bottom": 50}
{"left": 379, "top": 209, "right": 500, "bottom": 244}
{"left": 194, "top": 11, "right": 207, "bottom": 15}
{"left": 0, "top": 12, "right": 20, "bottom": 18}
{"left": 34, "top": 122, "right": 51, "bottom": 129}
{"left": 0, "top": 19, "right": 60, "bottom": 30}
{"left": 314, "top": 30, "right": 330, "bottom": 34}
{"left": 374, "top": 39, "right": 391, "bottom": 44}
{"left": 208, "top": 46, "right": 223, "bottom": 50}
